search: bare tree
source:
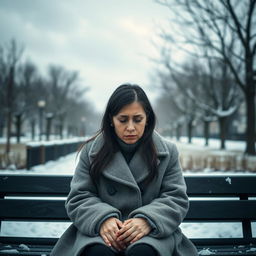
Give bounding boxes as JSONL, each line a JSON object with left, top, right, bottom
{"left": 156, "top": 0, "right": 256, "bottom": 154}
{"left": 17, "top": 60, "right": 42, "bottom": 140}
{"left": 0, "top": 40, "right": 23, "bottom": 156}
{"left": 159, "top": 50, "right": 241, "bottom": 149}
{"left": 46, "top": 65, "right": 86, "bottom": 139}
{"left": 154, "top": 92, "right": 184, "bottom": 140}
{"left": 154, "top": 67, "right": 199, "bottom": 142}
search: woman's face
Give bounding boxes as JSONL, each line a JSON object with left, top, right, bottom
{"left": 112, "top": 101, "right": 147, "bottom": 144}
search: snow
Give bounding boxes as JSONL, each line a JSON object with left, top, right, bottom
{"left": 18, "top": 244, "right": 30, "bottom": 251}
{"left": 225, "top": 177, "right": 232, "bottom": 184}
{"left": 198, "top": 248, "right": 216, "bottom": 255}
{"left": 0, "top": 137, "right": 255, "bottom": 242}
{"left": 247, "top": 248, "right": 256, "bottom": 252}
{"left": 0, "top": 136, "right": 86, "bottom": 145}
{"left": 0, "top": 152, "right": 79, "bottom": 175}
{"left": 174, "top": 136, "right": 248, "bottom": 151}
{"left": 26, "top": 137, "right": 86, "bottom": 147}
{"left": 0, "top": 249, "right": 19, "bottom": 253}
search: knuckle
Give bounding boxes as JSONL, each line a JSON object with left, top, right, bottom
{"left": 134, "top": 224, "right": 140, "bottom": 229}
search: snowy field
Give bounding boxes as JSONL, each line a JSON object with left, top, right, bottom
{"left": 0, "top": 137, "right": 256, "bottom": 251}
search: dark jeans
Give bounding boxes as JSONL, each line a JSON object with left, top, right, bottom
{"left": 81, "top": 243, "right": 158, "bottom": 256}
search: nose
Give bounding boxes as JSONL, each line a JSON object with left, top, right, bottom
{"left": 127, "top": 120, "right": 135, "bottom": 131}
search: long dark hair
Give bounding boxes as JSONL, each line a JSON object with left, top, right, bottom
{"left": 87, "top": 83, "right": 157, "bottom": 184}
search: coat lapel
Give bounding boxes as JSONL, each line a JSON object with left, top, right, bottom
{"left": 102, "top": 151, "right": 139, "bottom": 189}
{"left": 129, "top": 131, "right": 169, "bottom": 184}
{"left": 88, "top": 131, "right": 170, "bottom": 187}
{"left": 88, "top": 134, "right": 139, "bottom": 190}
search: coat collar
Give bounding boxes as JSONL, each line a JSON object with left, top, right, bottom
{"left": 88, "top": 131, "right": 169, "bottom": 158}
{"left": 88, "top": 131, "right": 169, "bottom": 188}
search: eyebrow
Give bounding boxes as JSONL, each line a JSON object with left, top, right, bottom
{"left": 118, "top": 114, "right": 144, "bottom": 118}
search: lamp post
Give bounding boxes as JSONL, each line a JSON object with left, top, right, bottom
{"left": 37, "top": 100, "right": 46, "bottom": 141}
{"left": 15, "top": 112, "right": 22, "bottom": 143}
{"left": 46, "top": 112, "right": 53, "bottom": 141}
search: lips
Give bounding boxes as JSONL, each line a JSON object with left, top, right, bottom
{"left": 124, "top": 135, "right": 137, "bottom": 139}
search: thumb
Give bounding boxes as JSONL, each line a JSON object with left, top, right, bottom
{"left": 115, "top": 219, "right": 123, "bottom": 228}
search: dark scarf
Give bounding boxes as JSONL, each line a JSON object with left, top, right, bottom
{"left": 116, "top": 137, "right": 141, "bottom": 163}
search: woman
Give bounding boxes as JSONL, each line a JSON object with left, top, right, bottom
{"left": 51, "top": 84, "right": 198, "bottom": 256}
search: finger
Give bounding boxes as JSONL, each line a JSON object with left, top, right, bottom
{"left": 122, "top": 229, "right": 140, "bottom": 243}
{"left": 130, "top": 233, "right": 144, "bottom": 244}
{"left": 112, "top": 240, "right": 123, "bottom": 251}
{"left": 108, "top": 232, "right": 123, "bottom": 251}
{"left": 117, "top": 223, "right": 132, "bottom": 236}
{"left": 116, "top": 219, "right": 123, "bottom": 228}
{"left": 117, "top": 226, "right": 136, "bottom": 241}
{"left": 123, "top": 219, "right": 132, "bottom": 225}
{"left": 101, "top": 234, "right": 112, "bottom": 247}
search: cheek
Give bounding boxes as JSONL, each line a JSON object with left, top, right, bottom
{"left": 138, "top": 123, "right": 146, "bottom": 136}
{"left": 114, "top": 124, "right": 124, "bottom": 135}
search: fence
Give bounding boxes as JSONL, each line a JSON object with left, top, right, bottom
{"left": 26, "top": 140, "right": 84, "bottom": 169}
{"left": 180, "top": 153, "right": 256, "bottom": 172}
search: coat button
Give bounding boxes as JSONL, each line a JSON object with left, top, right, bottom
{"left": 107, "top": 186, "right": 117, "bottom": 195}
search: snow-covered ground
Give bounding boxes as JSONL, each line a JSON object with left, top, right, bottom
{"left": 0, "top": 137, "right": 255, "bottom": 246}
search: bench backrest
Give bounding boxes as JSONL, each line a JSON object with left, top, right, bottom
{"left": 0, "top": 174, "right": 256, "bottom": 246}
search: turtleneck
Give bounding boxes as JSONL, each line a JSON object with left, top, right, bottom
{"left": 116, "top": 137, "right": 141, "bottom": 163}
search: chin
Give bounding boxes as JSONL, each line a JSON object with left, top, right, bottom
{"left": 123, "top": 139, "right": 138, "bottom": 144}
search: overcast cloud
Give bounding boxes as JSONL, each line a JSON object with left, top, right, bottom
{"left": 0, "top": 0, "right": 172, "bottom": 111}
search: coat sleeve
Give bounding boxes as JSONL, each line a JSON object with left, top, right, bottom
{"left": 128, "top": 142, "right": 189, "bottom": 238}
{"left": 65, "top": 144, "right": 121, "bottom": 236}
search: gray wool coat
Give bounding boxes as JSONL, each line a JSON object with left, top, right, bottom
{"left": 51, "top": 132, "right": 198, "bottom": 256}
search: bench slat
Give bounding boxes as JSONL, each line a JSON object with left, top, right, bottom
{"left": 0, "top": 237, "right": 57, "bottom": 245}
{"left": 1, "top": 175, "right": 256, "bottom": 196}
{"left": 185, "top": 175, "right": 256, "bottom": 196}
{"left": 0, "top": 175, "right": 72, "bottom": 195}
{"left": 1, "top": 199, "right": 256, "bottom": 220}
{"left": 0, "top": 199, "right": 68, "bottom": 220}
{"left": 191, "top": 238, "right": 256, "bottom": 246}
{"left": 187, "top": 200, "right": 256, "bottom": 220}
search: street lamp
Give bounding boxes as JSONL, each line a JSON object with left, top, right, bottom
{"left": 46, "top": 112, "right": 54, "bottom": 141}
{"left": 37, "top": 100, "right": 46, "bottom": 141}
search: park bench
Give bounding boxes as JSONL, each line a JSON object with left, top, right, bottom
{"left": 0, "top": 174, "right": 256, "bottom": 256}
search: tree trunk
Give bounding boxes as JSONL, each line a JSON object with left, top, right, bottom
{"left": 31, "top": 119, "right": 35, "bottom": 140}
{"left": 46, "top": 117, "right": 52, "bottom": 141}
{"left": 0, "top": 117, "right": 4, "bottom": 137}
{"left": 187, "top": 119, "right": 193, "bottom": 143}
{"left": 6, "top": 66, "right": 14, "bottom": 154}
{"left": 15, "top": 114, "right": 22, "bottom": 143}
{"left": 245, "top": 90, "right": 256, "bottom": 155}
{"left": 176, "top": 124, "right": 181, "bottom": 141}
{"left": 218, "top": 117, "right": 227, "bottom": 150}
{"left": 204, "top": 120, "right": 210, "bottom": 146}
{"left": 59, "top": 123, "right": 63, "bottom": 139}
{"left": 244, "top": 42, "right": 256, "bottom": 155}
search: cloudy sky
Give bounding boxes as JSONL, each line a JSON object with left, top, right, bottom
{"left": 0, "top": 0, "right": 173, "bottom": 112}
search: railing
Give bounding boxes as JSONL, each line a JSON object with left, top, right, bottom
{"left": 26, "top": 139, "right": 84, "bottom": 169}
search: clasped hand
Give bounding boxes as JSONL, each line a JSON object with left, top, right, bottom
{"left": 100, "top": 217, "right": 151, "bottom": 251}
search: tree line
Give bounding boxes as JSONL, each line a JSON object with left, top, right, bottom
{"left": 154, "top": 0, "right": 256, "bottom": 155}
{"left": 0, "top": 39, "right": 98, "bottom": 156}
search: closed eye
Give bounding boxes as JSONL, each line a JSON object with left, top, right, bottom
{"left": 119, "top": 119, "right": 128, "bottom": 123}
{"left": 134, "top": 118, "right": 143, "bottom": 123}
